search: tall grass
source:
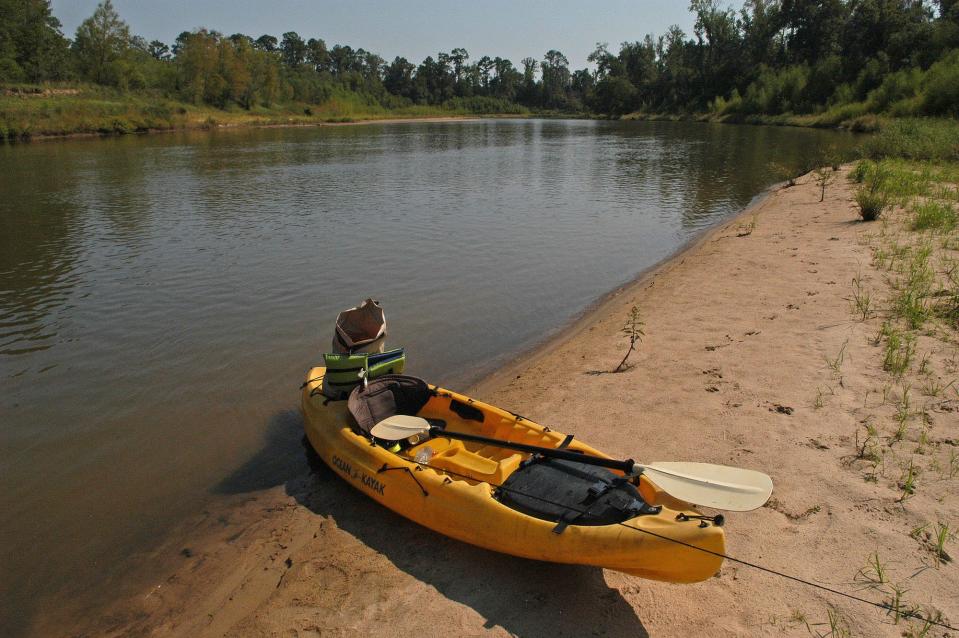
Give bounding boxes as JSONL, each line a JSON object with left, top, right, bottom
{"left": 912, "top": 201, "right": 958, "bottom": 232}
{"left": 0, "top": 84, "right": 528, "bottom": 140}
{"left": 861, "top": 119, "right": 959, "bottom": 162}
{"left": 856, "top": 167, "right": 890, "bottom": 221}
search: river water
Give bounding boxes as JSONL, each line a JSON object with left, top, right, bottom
{"left": 0, "top": 119, "right": 859, "bottom": 633}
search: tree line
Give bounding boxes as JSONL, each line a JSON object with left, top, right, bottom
{"left": 2, "top": 0, "right": 959, "bottom": 118}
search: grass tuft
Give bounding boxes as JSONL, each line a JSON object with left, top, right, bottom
{"left": 856, "top": 168, "right": 891, "bottom": 221}
{"left": 911, "top": 201, "right": 957, "bottom": 232}
{"left": 883, "top": 327, "right": 916, "bottom": 376}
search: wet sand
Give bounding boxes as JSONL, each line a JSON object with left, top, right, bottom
{"left": 44, "top": 168, "right": 958, "bottom": 637}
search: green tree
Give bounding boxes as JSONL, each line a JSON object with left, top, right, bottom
{"left": 0, "top": 0, "right": 70, "bottom": 82}
{"left": 254, "top": 34, "right": 278, "bottom": 52}
{"left": 449, "top": 48, "right": 469, "bottom": 82}
{"left": 688, "top": 0, "right": 742, "bottom": 107}
{"left": 362, "top": 50, "right": 384, "bottom": 83}
{"left": 449, "top": 47, "right": 470, "bottom": 95}
{"left": 739, "top": 0, "right": 785, "bottom": 70}
{"left": 434, "top": 52, "right": 454, "bottom": 99}
{"left": 588, "top": 43, "right": 618, "bottom": 79}
{"left": 780, "top": 0, "right": 848, "bottom": 65}
{"left": 619, "top": 38, "right": 658, "bottom": 95}
{"left": 329, "top": 44, "right": 353, "bottom": 76}
{"left": 843, "top": 0, "right": 935, "bottom": 77}
{"left": 71, "top": 0, "right": 132, "bottom": 85}
{"left": 519, "top": 56, "right": 538, "bottom": 104}
{"left": 148, "top": 40, "right": 170, "bottom": 60}
{"left": 540, "top": 49, "right": 571, "bottom": 109}
{"left": 655, "top": 25, "right": 695, "bottom": 109}
{"left": 490, "top": 57, "right": 520, "bottom": 100}
{"left": 571, "top": 67, "right": 594, "bottom": 102}
{"left": 306, "top": 38, "right": 329, "bottom": 73}
{"left": 591, "top": 75, "right": 636, "bottom": 114}
{"left": 384, "top": 56, "right": 414, "bottom": 96}
{"left": 476, "top": 55, "right": 494, "bottom": 90}
{"left": 176, "top": 29, "right": 222, "bottom": 104}
{"left": 280, "top": 31, "right": 307, "bottom": 67}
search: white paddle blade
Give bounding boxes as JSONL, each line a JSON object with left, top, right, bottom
{"left": 370, "top": 415, "right": 431, "bottom": 441}
{"left": 642, "top": 462, "right": 773, "bottom": 512}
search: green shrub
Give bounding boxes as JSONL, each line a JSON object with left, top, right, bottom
{"left": 442, "top": 96, "right": 529, "bottom": 114}
{"left": 818, "top": 100, "right": 868, "bottom": 126}
{"left": 867, "top": 68, "right": 922, "bottom": 112}
{"left": 854, "top": 57, "right": 890, "bottom": 101}
{"left": 142, "top": 102, "right": 173, "bottom": 121}
{"left": 851, "top": 160, "right": 874, "bottom": 183}
{"left": 739, "top": 65, "right": 811, "bottom": 115}
{"left": 887, "top": 95, "right": 922, "bottom": 117}
{"left": 922, "top": 50, "right": 959, "bottom": 117}
{"left": 804, "top": 55, "right": 843, "bottom": 106}
{"left": 857, "top": 187, "right": 888, "bottom": 220}
{"left": 849, "top": 114, "right": 882, "bottom": 132}
{"left": 856, "top": 167, "right": 890, "bottom": 221}
{"left": 829, "top": 83, "right": 856, "bottom": 107}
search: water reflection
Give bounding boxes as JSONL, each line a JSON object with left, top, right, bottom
{"left": 0, "top": 119, "right": 859, "bottom": 635}
{"left": 0, "top": 150, "right": 82, "bottom": 361}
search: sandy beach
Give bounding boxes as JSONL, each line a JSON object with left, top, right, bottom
{"left": 47, "top": 167, "right": 958, "bottom": 637}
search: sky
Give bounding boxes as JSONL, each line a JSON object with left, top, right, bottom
{"left": 50, "top": 0, "right": 697, "bottom": 70}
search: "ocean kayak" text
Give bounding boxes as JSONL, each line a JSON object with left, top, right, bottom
{"left": 331, "top": 454, "right": 386, "bottom": 495}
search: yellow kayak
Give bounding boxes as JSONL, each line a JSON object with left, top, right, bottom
{"left": 302, "top": 368, "right": 725, "bottom": 583}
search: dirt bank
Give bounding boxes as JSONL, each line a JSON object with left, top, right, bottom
{"left": 9, "top": 115, "right": 484, "bottom": 143}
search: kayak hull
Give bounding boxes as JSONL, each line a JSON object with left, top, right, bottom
{"left": 302, "top": 367, "right": 725, "bottom": 583}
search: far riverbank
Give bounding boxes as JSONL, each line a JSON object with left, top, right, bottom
{"left": 0, "top": 86, "right": 531, "bottom": 142}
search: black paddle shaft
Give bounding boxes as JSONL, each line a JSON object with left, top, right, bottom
{"left": 428, "top": 427, "right": 636, "bottom": 473}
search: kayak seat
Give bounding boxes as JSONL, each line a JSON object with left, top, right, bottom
{"left": 348, "top": 374, "right": 432, "bottom": 434}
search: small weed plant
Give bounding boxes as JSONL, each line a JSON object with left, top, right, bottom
{"left": 850, "top": 274, "right": 873, "bottom": 320}
{"left": 898, "top": 458, "right": 920, "bottom": 501}
{"left": 883, "top": 327, "right": 916, "bottom": 376}
{"left": 856, "top": 551, "right": 889, "bottom": 585}
{"left": 825, "top": 341, "right": 848, "bottom": 374}
{"left": 613, "top": 306, "right": 645, "bottom": 373}
{"left": 815, "top": 166, "right": 834, "bottom": 202}
{"left": 933, "top": 522, "right": 954, "bottom": 566}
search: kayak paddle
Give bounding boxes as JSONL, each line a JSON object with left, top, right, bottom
{"left": 370, "top": 415, "right": 773, "bottom": 512}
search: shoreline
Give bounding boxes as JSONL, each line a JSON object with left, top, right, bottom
{"left": 4, "top": 103, "right": 877, "bottom": 146}
{"left": 4, "top": 114, "right": 489, "bottom": 143}
{"left": 468, "top": 188, "right": 775, "bottom": 396}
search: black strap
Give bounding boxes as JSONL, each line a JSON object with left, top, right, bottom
{"left": 552, "top": 509, "right": 581, "bottom": 534}
{"left": 558, "top": 434, "right": 575, "bottom": 449}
